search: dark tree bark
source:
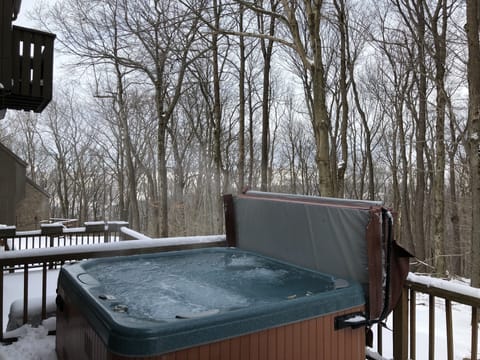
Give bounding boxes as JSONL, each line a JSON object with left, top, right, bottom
{"left": 466, "top": 0, "right": 480, "bottom": 287}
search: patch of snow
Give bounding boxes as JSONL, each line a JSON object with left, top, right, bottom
{"left": 366, "top": 347, "right": 392, "bottom": 360}
{"left": 407, "top": 273, "right": 480, "bottom": 299}
{"left": 120, "top": 226, "right": 151, "bottom": 240}
{"left": 0, "top": 325, "right": 56, "bottom": 360}
{"left": 344, "top": 314, "right": 366, "bottom": 324}
{"left": 2, "top": 270, "right": 59, "bottom": 331}
{"left": 62, "top": 227, "right": 86, "bottom": 234}
{"left": 7, "top": 296, "right": 56, "bottom": 331}
{"left": 40, "top": 318, "right": 55, "bottom": 333}
{"left": 373, "top": 287, "right": 479, "bottom": 359}
{"left": 84, "top": 221, "right": 105, "bottom": 226}
{"left": 0, "top": 235, "right": 227, "bottom": 260}
{"left": 12, "top": 230, "right": 41, "bottom": 237}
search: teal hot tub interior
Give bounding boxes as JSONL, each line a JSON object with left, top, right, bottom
{"left": 56, "top": 247, "right": 365, "bottom": 358}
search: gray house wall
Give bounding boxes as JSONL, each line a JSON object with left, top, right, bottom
{"left": 0, "top": 142, "right": 26, "bottom": 225}
{"left": 0, "top": 142, "right": 49, "bottom": 229}
{"left": 16, "top": 178, "right": 50, "bottom": 230}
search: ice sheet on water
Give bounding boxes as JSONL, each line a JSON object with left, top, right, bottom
{"left": 86, "top": 251, "right": 329, "bottom": 322}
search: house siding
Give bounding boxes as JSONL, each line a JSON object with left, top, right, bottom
{"left": 15, "top": 178, "right": 49, "bottom": 230}
{"left": 0, "top": 142, "right": 49, "bottom": 229}
{"left": 0, "top": 142, "right": 26, "bottom": 225}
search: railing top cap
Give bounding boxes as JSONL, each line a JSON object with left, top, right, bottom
{"left": 12, "top": 25, "right": 56, "bottom": 39}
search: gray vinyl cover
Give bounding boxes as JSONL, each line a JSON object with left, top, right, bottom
{"left": 233, "top": 195, "right": 380, "bottom": 286}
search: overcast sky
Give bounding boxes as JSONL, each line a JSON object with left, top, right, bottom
{"left": 14, "top": 0, "right": 37, "bottom": 27}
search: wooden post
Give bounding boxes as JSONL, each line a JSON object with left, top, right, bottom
{"left": 223, "top": 194, "right": 236, "bottom": 247}
{"left": 472, "top": 307, "right": 478, "bottom": 360}
{"left": 22, "top": 264, "right": 28, "bottom": 325}
{"left": 410, "top": 289, "right": 417, "bottom": 359}
{"left": 393, "top": 286, "right": 409, "bottom": 360}
{"left": 429, "top": 295, "right": 435, "bottom": 360}
{"left": 0, "top": 266, "right": 3, "bottom": 341}
{"left": 445, "top": 299, "right": 453, "bottom": 360}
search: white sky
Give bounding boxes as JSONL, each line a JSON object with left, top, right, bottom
{"left": 14, "top": 0, "right": 39, "bottom": 27}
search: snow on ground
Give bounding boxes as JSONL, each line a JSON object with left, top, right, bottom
{"left": 0, "top": 325, "right": 55, "bottom": 360}
{"left": 0, "top": 269, "right": 58, "bottom": 360}
{"left": 371, "top": 288, "right": 477, "bottom": 360}
{"left": 1, "top": 269, "right": 59, "bottom": 332}
{"left": 0, "top": 270, "right": 478, "bottom": 360}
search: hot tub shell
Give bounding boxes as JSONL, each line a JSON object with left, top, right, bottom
{"left": 56, "top": 248, "right": 365, "bottom": 360}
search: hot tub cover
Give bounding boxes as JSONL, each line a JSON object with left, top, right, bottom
{"left": 223, "top": 191, "right": 412, "bottom": 322}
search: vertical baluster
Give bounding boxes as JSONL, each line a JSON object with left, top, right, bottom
{"left": 23, "top": 264, "right": 28, "bottom": 324}
{"left": 429, "top": 295, "right": 435, "bottom": 360}
{"left": 42, "top": 263, "right": 47, "bottom": 320}
{"left": 0, "top": 264, "right": 4, "bottom": 341}
{"left": 377, "top": 322, "right": 383, "bottom": 355}
{"left": 393, "top": 286, "right": 409, "bottom": 360}
{"left": 445, "top": 299, "right": 453, "bottom": 360}
{"left": 410, "top": 289, "right": 416, "bottom": 359}
{"left": 472, "top": 306, "right": 478, "bottom": 360}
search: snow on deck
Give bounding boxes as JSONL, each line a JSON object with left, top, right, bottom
{"left": 407, "top": 272, "right": 480, "bottom": 300}
{"left": 0, "top": 235, "right": 226, "bottom": 260}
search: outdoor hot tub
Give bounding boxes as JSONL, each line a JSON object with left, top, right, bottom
{"left": 56, "top": 247, "right": 366, "bottom": 360}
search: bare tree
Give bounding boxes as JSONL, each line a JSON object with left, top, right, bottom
{"left": 281, "top": 0, "right": 333, "bottom": 196}
{"left": 238, "top": 3, "right": 247, "bottom": 190}
{"left": 332, "top": 0, "right": 349, "bottom": 198}
{"left": 466, "top": 0, "right": 480, "bottom": 287}
{"left": 257, "top": 0, "right": 278, "bottom": 191}
{"left": 427, "top": 0, "right": 449, "bottom": 275}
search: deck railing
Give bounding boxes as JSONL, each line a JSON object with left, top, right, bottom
{"left": 2, "top": 226, "right": 479, "bottom": 359}
{"left": 0, "top": 25, "right": 55, "bottom": 113}
{"left": 1, "top": 221, "right": 128, "bottom": 251}
{"left": 0, "top": 225, "right": 226, "bottom": 341}
{"left": 385, "top": 273, "right": 480, "bottom": 360}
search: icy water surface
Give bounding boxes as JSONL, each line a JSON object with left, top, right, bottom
{"left": 85, "top": 250, "right": 333, "bottom": 321}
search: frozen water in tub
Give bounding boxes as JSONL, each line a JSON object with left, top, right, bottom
{"left": 87, "top": 251, "right": 331, "bottom": 321}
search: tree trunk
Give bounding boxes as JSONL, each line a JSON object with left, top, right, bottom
{"left": 281, "top": 0, "right": 333, "bottom": 196}
{"left": 414, "top": 0, "right": 427, "bottom": 267}
{"left": 114, "top": 61, "right": 140, "bottom": 230}
{"left": 397, "top": 101, "right": 415, "bottom": 253}
{"left": 156, "top": 95, "right": 169, "bottom": 237}
{"left": 248, "top": 75, "right": 255, "bottom": 188}
{"left": 238, "top": 3, "right": 246, "bottom": 191}
{"left": 333, "top": 0, "right": 348, "bottom": 198}
{"left": 259, "top": 0, "right": 276, "bottom": 192}
{"left": 212, "top": 0, "right": 223, "bottom": 233}
{"left": 447, "top": 97, "right": 461, "bottom": 274}
{"left": 466, "top": 0, "right": 480, "bottom": 287}
{"left": 431, "top": 0, "right": 447, "bottom": 276}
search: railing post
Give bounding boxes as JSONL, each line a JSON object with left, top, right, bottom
{"left": 22, "top": 264, "right": 28, "bottom": 325}
{"left": 472, "top": 306, "right": 478, "bottom": 360}
{"left": 410, "top": 289, "right": 416, "bottom": 359}
{"left": 0, "top": 0, "right": 13, "bottom": 95}
{"left": 393, "top": 286, "right": 409, "bottom": 360}
{"left": 0, "top": 226, "right": 16, "bottom": 252}
{"left": 0, "top": 264, "right": 3, "bottom": 341}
